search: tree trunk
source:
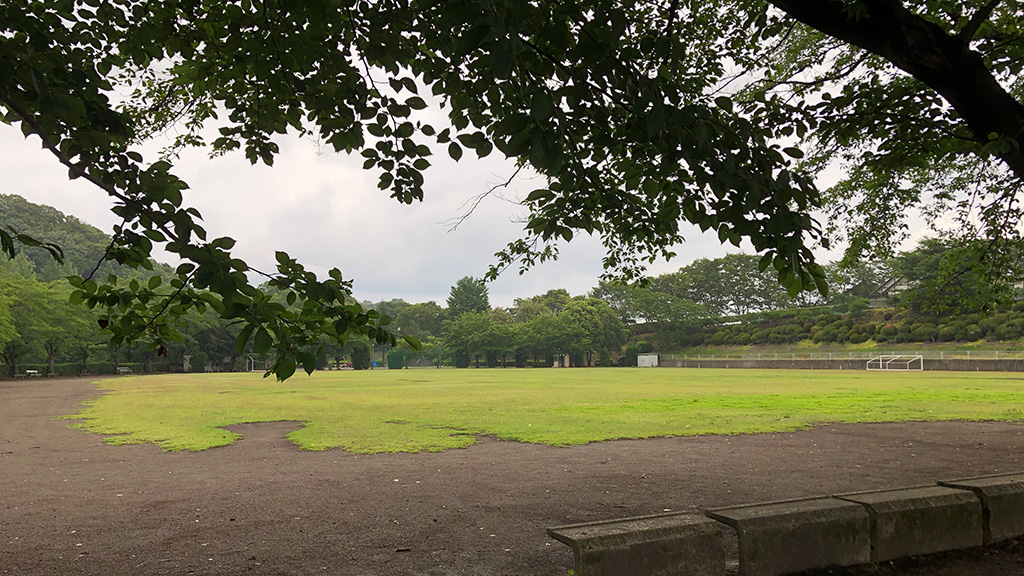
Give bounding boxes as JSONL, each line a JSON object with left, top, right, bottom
{"left": 5, "top": 348, "right": 16, "bottom": 378}
{"left": 768, "top": 0, "right": 1024, "bottom": 179}
{"left": 46, "top": 344, "right": 56, "bottom": 376}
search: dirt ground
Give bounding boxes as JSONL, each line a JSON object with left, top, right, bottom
{"left": 1, "top": 377, "right": 1023, "bottom": 576}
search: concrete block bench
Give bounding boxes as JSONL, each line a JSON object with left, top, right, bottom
{"left": 837, "top": 485, "right": 982, "bottom": 562}
{"left": 547, "top": 512, "right": 725, "bottom": 576}
{"left": 940, "top": 472, "right": 1024, "bottom": 543}
{"left": 706, "top": 497, "right": 870, "bottom": 576}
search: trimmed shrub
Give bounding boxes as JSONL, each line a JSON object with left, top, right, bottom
{"left": 995, "top": 323, "right": 1021, "bottom": 341}
{"left": 623, "top": 345, "right": 639, "bottom": 367}
{"left": 351, "top": 344, "right": 372, "bottom": 370}
{"left": 386, "top": 348, "right": 406, "bottom": 369}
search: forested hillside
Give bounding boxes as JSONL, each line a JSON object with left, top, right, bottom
{"left": 0, "top": 194, "right": 112, "bottom": 281}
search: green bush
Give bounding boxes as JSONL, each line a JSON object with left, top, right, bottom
{"left": 386, "top": 348, "right": 406, "bottom": 369}
{"left": 351, "top": 344, "right": 372, "bottom": 370}
{"left": 454, "top": 350, "right": 471, "bottom": 368}
{"left": 622, "top": 345, "right": 639, "bottom": 367}
{"left": 848, "top": 298, "right": 870, "bottom": 314}
{"left": 995, "top": 323, "right": 1021, "bottom": 341}
{"left": 910, "top": 325, "right": 938, "bottom": 342}
{"left": 636, "top": 341, "right": 654, "bottom": 353}
{"left": 598, "top": 349, "right": 612, "bottom": 367}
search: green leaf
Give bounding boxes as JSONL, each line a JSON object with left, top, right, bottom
{"left": 448, "top": 142, "right": 463, "bottom": 161}
{"left": 275, "top": 355, "right": 297, "bottom": 381}
{"left": 491, "top": 40, "right": 513, "bottom": 79}
{"left": 254, "top": 327, "right": 273, "bottom": 354}
{"left": 301, "top": 352, "right": 317, "bottom": 375}
{"left": 402, "top": 334, "right": 423, "bottom": 351}
{"left": 782, "top": 147, "right": 804, "bottom": 159}
{"left": 236, "top": 324, "right": 255, "bottom": 352}
{"left": 530, "top": 93, "right": 555, "bottom": 122}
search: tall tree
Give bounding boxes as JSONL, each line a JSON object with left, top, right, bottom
{"left": 394, "top": 301, "right": 446, "bottom": 341}
{"left": 3, "top": 0, "right": 1023, "bottom": 376}
{"left": 888, "top": 237, "right": 1016, "bottom": 313}
{"left": 561, "top": 297, "right": 629, "bottom": 364}
{"left": 446, "top": 277, "right": 490, "bottom": 319}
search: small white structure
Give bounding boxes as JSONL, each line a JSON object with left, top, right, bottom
{"left": 637, "top": 353, "right": 659, "bottom": 367}
{"left": 866, "top": 354, "right": 924, "bottom": 371}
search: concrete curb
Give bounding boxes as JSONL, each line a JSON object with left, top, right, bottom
{"left": 547, "top": 512, "right": 725, "bottom": 576}
{"left": 549, "top": 473, "right": 1021, "bottom": 576}
{"left": 706, "top": 497, "right": 870, "bottom": 576}
{"left": 836, "top": 485, "right": 983, "bottom": 562}
{"left": 939, "top": 472, "right": 1024, "bottom": 543}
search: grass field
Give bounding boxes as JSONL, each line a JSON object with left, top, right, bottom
{"left": 58, "top": 368, "right": 1024, "bottom": 453}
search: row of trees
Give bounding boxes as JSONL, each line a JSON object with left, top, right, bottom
{"left": 1, "top": 190, "right": 1020, "bottom": 372}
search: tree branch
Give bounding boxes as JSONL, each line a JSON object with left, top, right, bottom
{"left": 956, "top": 0, "right": 1001, "bottom": 44}
{"left": 766, "top": 0, "right": 1024, "bottom": 180}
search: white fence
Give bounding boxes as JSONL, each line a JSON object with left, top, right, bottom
{"left": 661, "top": 350, "right": 1017, "bottom": 361}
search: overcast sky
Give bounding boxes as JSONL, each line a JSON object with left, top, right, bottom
{"left": 0, "top": 123, "right": 750, "bottom": 307}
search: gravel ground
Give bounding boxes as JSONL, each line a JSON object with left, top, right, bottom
{"left": 1, "top": 377, "right": 1022, "bottom": 576}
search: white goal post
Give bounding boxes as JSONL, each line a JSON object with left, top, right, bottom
{"left": 866, "top": 355, "right": 924, "bottom": 371}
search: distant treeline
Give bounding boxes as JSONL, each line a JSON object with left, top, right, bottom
{"left": 2, "top": 194, "right": 1023, "bottom": 374}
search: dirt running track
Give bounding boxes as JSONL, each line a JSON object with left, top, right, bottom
{"left": 1, "top": 377, "right": 1023, "bottom": 576}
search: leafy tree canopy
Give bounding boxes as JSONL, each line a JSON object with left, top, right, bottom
{"left": 2, "top": 0, "right": 1022, "bottom": 378}
{"left": 446, "top": 276, "right": 490, "bottom": 318}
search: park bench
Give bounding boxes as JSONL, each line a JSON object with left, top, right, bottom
{"left": 116, "top": 366, "right": 133, "bottom": 376}
{"left": 24, "top": 369, "right": 41, "bottom": 378}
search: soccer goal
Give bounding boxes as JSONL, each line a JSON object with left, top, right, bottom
{"left": 866, "top": 354, "right": 924, "bottom": 371}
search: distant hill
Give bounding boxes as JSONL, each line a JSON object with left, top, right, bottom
{"left": 0, "top": 194, "right": 171, "bottom": 281}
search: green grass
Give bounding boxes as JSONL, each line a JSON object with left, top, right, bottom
{"left": 58, "top": 368, "right": 1024, "bottom": 453}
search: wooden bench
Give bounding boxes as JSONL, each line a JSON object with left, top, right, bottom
{"left": 25, "top": 369, "right": 41, "bottom": 378}
{"left": 116, "top": 367, "right": 133, "bottom": 375}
